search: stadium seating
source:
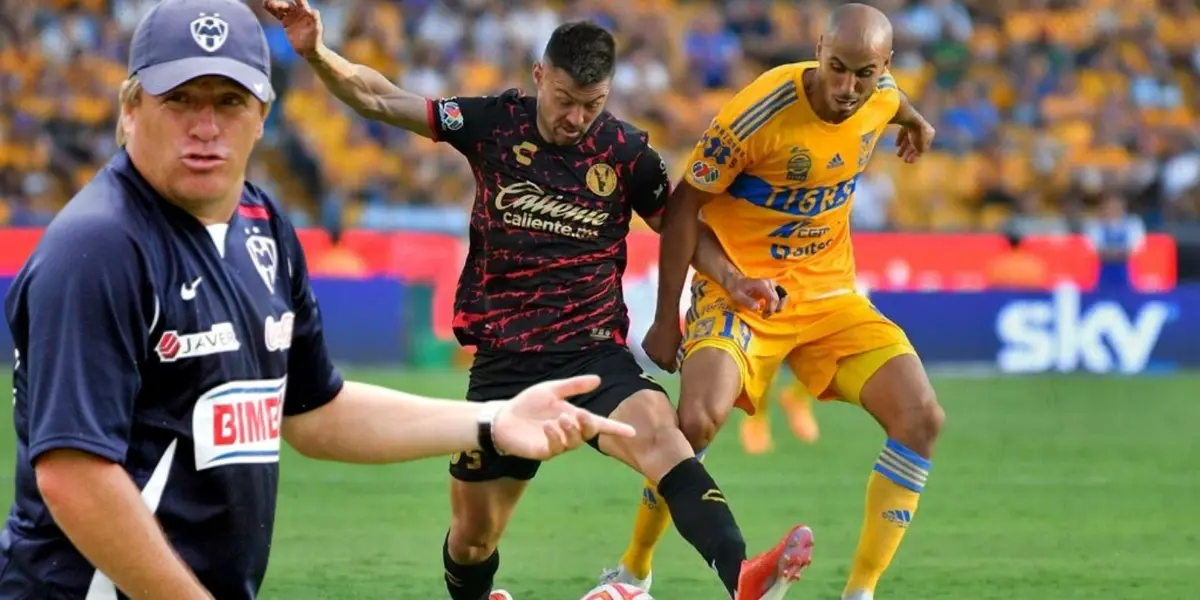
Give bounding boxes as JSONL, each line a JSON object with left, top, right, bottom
{"left": 1, "top": 0, "right": 1195, "bottom": 288}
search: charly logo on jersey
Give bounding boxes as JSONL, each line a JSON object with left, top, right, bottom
{"left": 190, "top": 12, "right": 228, "bottom": 52}
{"left": 585, "top": 163, "right": 617, "bottom": 197}
{"left": 193, "top": 377, "right": 286, "bottom": 471}
{"left": 264, "top": 311, "right": 294, "bottom": 352}
{"left": 494, "top": 180, "right": 608, "bottom": 240}
{"left": 439, "top": 100, "right": 464, "bottom": 131}
{"left": 786, "top": 147, "right": 812, "bottom": 182}
{"left": 246, "top": 235, "right": 278, "bottom": 294}
{"left": 156, "top": 322, "right": 241, "bottom": 363}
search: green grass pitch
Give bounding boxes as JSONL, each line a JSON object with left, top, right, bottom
{"left": 0, "top": 370, "right": 1197, "bottom": 599}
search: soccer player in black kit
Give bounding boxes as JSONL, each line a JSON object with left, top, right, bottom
{"left": 269, "top": 1, "right": 814, "bottom": 598}
{"left": 0, "top": 1, "right": 638, "bottom": 599}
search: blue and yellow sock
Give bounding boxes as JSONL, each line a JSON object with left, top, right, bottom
{"left": 621, "top": 448, "right": 708, "bottom": 579}
{"left": 844, "top": 439, "right": 931, "bottom": 595}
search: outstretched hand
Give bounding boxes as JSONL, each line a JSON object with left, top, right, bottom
{"left": 896, "top": 118, "right": 935, "bottom": 164}
{"left": 492, "top": 375, "right": 635, "bottom": 460}
{"left": 263, "top": 0, "right": 323, "bottom": 58}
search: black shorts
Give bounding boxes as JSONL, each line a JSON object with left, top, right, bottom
{"left": 449, "top": 343, "right": 666, "bottom": 483}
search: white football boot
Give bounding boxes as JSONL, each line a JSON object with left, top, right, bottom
{"left": 597, "top": 564, "right": 652, "bottom": 592}
{"left": 489, "top": 591, "right": 513, "bottom": 600}
{"left": 843, "top": 591, "right": 873, "bottom": 600}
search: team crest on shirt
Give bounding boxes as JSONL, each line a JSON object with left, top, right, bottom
{"left": 858, "top": 132, "right": 876, "bottom": 168}
{"left": 190, "top": 12, "right": 228, "bottom": 53}
{"left": 786, "top": 147, "right": 812, "bottom": 182}
{"left": 586, "top": 163, "right": 617, "bottom": 197}
{"left": 246, "top": 235, "right": 278, "bottom": 294}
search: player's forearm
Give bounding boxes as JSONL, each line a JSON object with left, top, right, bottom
{"left": 692, "top": 222, "right": 743, "bottom": 290}
{"left": 282, "top": 381, "right": 494, "bottom": 464}
{"left": 35, "top": 452, "right": 211, "bottom": 600}
{"left": 891, "top": 90, "right": 925, "bottom": 127}
{"left": 305, "top": 44, "right": 432, "bottom": 135}
{"left": 654, "top": 194, "right": 703, "bottom": 322}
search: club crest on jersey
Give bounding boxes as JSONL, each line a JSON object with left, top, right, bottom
{"left": 786, "top": 147, "right": 812, "bottom": 182}
{"left": 586, "top": 163, "right": 617, "bottom": 197}
{"left": 156, "top": 322, "right": 241, "bottom": 362}
{"left": 264, "top": 311, "right": 294, "bottom": 352}
{"left": 190, "top": 12, "right": 228, "bottom": 52}
{"left": 859, "top": 132, "right": 876, "bottom": 168}
{"left": 439, "top": 100, "right": 464, "bottom": 131}
{"left": 193, "top": 377, "right": 286, "bottom": 471}
{"left": 690, "top": 160, "right": 720, "bottom": 186}
{"left": 245, "top": 235, "right": 278, "bottom": 294}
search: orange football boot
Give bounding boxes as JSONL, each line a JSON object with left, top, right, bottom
{"left": 735, "top": 525, "right": 814, "bottom": 600}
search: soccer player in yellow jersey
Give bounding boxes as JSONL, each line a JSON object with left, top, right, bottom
{"left": 600, "top": 5, "right": 945, "bottom": 600}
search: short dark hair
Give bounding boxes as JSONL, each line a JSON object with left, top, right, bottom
{"left": 542, "top": 21, "right": 616, "bottom": 87}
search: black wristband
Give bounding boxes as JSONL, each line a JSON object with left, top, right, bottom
{"left": 477, "top": 403, "right": 504, "bottom": 456}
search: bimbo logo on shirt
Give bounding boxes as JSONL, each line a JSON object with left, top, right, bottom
{"left": 156, "top": 322, "right": 241, "bottom": 362}
{"left": 193, "top": 377, "right": 287, "bottom": 471}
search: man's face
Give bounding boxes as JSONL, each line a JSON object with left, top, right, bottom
{"left": 816, "top": 37, "right": 890, "bottom": 121}
{"left": 124, "top": 75, "right": 266, "bottom": 213}
{"left": 532, "top": 62, "right": 610, "bottom": 145}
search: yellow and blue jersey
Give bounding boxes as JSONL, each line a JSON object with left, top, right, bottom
{"left": 684, "top": 61, "right": 900, "bottom": 303}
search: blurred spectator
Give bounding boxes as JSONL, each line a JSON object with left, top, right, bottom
{"left": 1083, "top": 193, "right": 1146, "bottom": 288}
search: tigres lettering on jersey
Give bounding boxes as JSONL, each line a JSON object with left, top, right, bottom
{"left": 686, "top": 61, "right": 899, "bottom": 302}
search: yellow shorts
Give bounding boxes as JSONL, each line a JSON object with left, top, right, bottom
{"left": 681, "top": 275, "right": 915, "bottom": 415}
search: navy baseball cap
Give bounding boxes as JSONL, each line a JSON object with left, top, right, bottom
{"left": 129, "top": 0, "right": 274, "bottom": 102}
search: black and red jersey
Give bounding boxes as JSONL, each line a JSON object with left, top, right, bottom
{"left": 427, "top": 89, "right": 669, "bottom": 353}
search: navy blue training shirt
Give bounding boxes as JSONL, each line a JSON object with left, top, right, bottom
{"left": 0, "top": 150, "right": 344, "bottom": 599}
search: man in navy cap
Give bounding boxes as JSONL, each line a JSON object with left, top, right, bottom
{"left": 0, "top": 1, "right": 634, "bottom": 599}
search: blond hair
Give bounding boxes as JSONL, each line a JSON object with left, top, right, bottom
{"left": 115, "top": 76, "right": 143, "bottom": 148}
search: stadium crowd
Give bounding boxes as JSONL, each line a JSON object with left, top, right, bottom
{"left": 1, "top": 0, "right": 1198, "bottom": 241}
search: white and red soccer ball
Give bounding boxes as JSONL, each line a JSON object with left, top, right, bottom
{"left": 579, "top": 583, "right": 652, "bottom": 600}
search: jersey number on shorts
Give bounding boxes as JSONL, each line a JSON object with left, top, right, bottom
{"left": 695, "top": 311, "right": 752, "bottom": 352}
{"left": 452, "top": 450, "right": 483, "bottom": 469}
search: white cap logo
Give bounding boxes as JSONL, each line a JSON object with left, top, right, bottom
{"left": 190, "top": 12, "right": 229, "bottom": 53}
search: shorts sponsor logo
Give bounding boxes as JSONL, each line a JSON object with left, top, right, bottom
{"left": 193, "top": 377, "right": 287, "bottom": 470}
{"left": 156, "top": 322, "right": 241, "bottom": 363}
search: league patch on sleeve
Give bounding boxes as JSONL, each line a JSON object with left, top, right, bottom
{"left": 439, "top": 100, "right": 464, "bottom": 131}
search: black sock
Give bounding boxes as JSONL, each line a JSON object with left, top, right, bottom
{"left": 443, "top": 532, "right": 500, "bottom": 600}
{"left": 658, "top": 457, "right": 747, "bottom": 596}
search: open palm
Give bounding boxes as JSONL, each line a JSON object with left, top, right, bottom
{"left": 263, "top": 0, "right": 323, "bottom": 57}
{"left": 493, "top": 375, "right": 635, "bottom": 460}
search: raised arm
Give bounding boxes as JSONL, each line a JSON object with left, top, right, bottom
{"left": 264, "top": 0, "right": 433, "bottom": 136}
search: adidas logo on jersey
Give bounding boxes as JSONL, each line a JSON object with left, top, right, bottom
{"left": 882, "top": 509, "right": 912, "bottom": 528}
{"left": 827, "top": 153, "right": 844, "bottom": 169}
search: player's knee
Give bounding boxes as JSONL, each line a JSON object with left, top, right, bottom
{"left": 447, "top": 520, "right": 501, "bottom": 564}
{"left": 897, "top": 389, "right": 944, "bottom": 447}
{"left": 678, "top": 402, "right": 720, "bottom": 450}
{"left": 609, "top": 392, "right": 687, "bottom": 478}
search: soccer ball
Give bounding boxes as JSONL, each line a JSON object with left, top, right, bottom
{"left": 580, "top": 583, "right": 652, "bottom": 600}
